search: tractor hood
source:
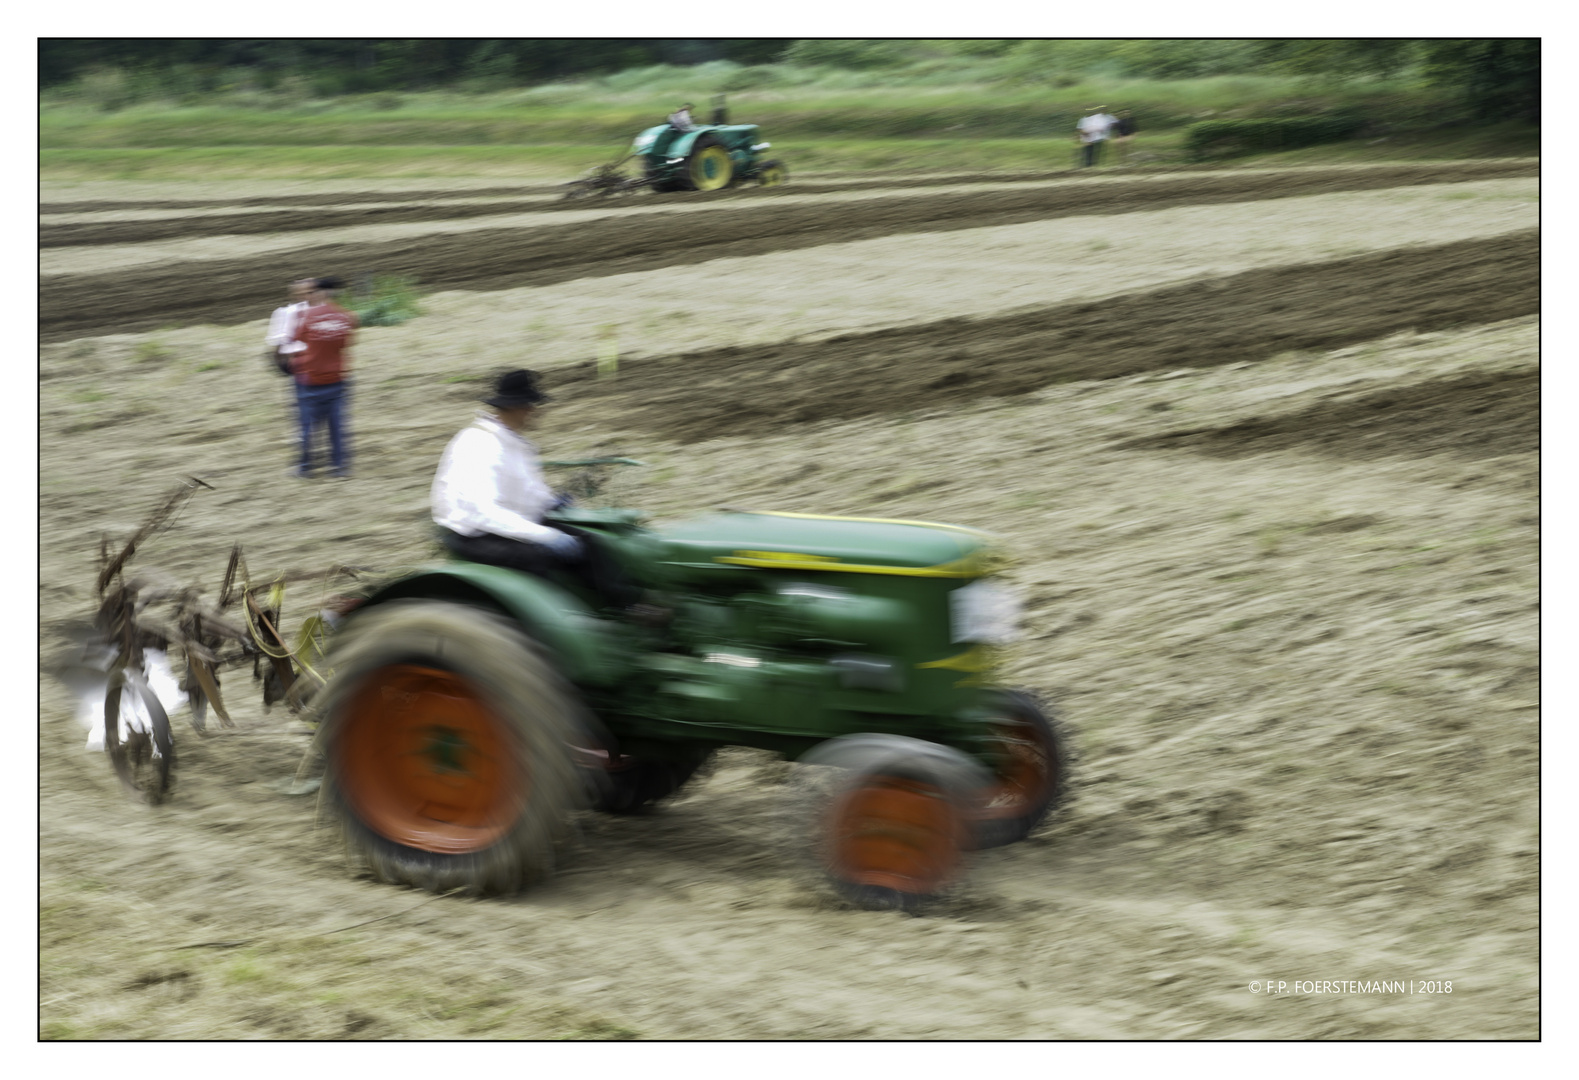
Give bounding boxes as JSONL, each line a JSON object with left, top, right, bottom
{"left": 654, "top": 511, "right": 998, "bottom": 579}
{"left": 631, "top": 124, "right": 672, "bottom": 153}
{"left": 632, "top": 123, "right": 762, "bottom": 157}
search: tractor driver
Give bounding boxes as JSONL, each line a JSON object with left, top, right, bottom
{"left": 667, "top": 102, "right": 698, "bottom": 132}
{"left": 431, "top": 369, "right": 586, "bottom": 578}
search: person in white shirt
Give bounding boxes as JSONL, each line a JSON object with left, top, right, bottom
{"left": 667, "top": 103, "right": 697, "bottom": 132}
{"left": 265, "top": 278, "right": 315, "bottom": 375}
{"left": 432, "top": 368, "right": 588, "bottom": 587}
{"left": 1075, "top": 107, "right": 1117, "bottom": 168}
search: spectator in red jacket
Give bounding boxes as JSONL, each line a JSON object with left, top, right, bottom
{"left": 290, "top": 275, "right": 359, "bottom": 480}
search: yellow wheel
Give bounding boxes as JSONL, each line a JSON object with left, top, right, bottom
{"left": 687, "top": 140, "right": 734, "bottom": 191}
{"left": 757, "top": 160, "right": 788, "bottom": 187}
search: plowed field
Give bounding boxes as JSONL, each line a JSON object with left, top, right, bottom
{"left": 39, "top": 162, "right": 1539, "bottom": 1040}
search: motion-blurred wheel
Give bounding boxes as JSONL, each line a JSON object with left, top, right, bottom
{"left": 317, "top": 600, "right": 586, "bottom": 896}
{"left": 104, "top": 665, "right": 174, "bottom": 804}
{"left": 800, "top": 734, "right": 991, "bottom": 912}
{"left": 973, "top": 691, "right": 1070, "bottom": 849}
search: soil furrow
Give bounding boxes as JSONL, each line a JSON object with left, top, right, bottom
{"left": 1115, "top": 367, "right": 1538, "bottom": 462}
{"left": 39, "top": 185, "right": 565, "bottom": 214}
{"left": 35, "top": 172, "right": 1130, "bottom": 214}
{"left": 43, "top": 157, "right": 1534, "bottom": 251}
{"left": 40, "top": 162, "right": 1537, "bottom": 342}
{"left": 546, "top": 231, "right": 1539, "bottom": 444}
{"left": 36, "top": 160, "right": 1536, "bottom": 222}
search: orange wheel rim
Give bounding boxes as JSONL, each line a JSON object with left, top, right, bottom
{"left": 979, "top": 718, "right": 1056, "bottom": 822}
{"left": 335, "top": 665, "right": 525, "bottom": 854}
{"left": 828, "top": 777, "right": 963, "bottom": 895}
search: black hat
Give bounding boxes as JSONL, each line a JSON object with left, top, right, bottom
{"left": 315, "top": 275, "right": 345, "bottom": 290}
{"left": 484, "top": 368, "right": 551, "bottom": 408}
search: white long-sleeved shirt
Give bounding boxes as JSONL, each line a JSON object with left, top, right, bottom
{"left": 431, "top": 414, "right": 561, "bottom": 544}
{"left": 1077, "top": 113, "right": 1117, "bottom": 144}
{"left": 265, "top": 301, "right": 308, "bottom": 354}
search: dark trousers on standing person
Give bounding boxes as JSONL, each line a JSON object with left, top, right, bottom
{"left": 296, "top": 380, "right": 350, "bottom": 478}
{"left": 1081, "top": 140, "right": 1104, "bottom": 168}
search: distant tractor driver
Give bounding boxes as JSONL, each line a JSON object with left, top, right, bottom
{"left": 667, "top": 102, "right": 698, "bottom": 132}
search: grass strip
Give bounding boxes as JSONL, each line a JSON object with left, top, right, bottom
{"left": 39, "top": 125, "right": 1537, "bottom": 183}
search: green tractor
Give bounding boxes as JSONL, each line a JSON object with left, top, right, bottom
{"left": 630, "top": 121, "right": 787, "bottom": 192}
{"left": 314, "top": 499, "right": 1067, "bottom": 911}
{"left": 563, "top": 102, "right": 787, "bottom": 199}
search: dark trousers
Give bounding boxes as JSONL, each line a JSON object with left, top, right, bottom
{"left": 296, "top": 380, "right": 350, "bottom": 477}
{"left": 439, "top": 529, "right": 640, "bottom": 608}
{"left": 1081, "top": 140, "right": 1104, "bottom": 168}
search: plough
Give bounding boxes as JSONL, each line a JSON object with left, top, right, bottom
{"left": 64, "top": 479, "right": 370, "bottom": 802}
{"left": 560, "top": 154, "right": 649, "bottom": 200}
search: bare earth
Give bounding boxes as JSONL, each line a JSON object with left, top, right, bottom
{"left": 38, "top": 164, "right": 1538, "bottom": 1040}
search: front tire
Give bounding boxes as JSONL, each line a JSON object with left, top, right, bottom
{"left": 799, "top": 735, "right": 990, "bottom": 912}
{"left": 972, "top": 692, "right": 1070, "bottom": 849}
{"left": 756, "top": 160, "right": 788, "bottom": 187}
{"left": 316, "top": 600, "right": 586, "bottom": 896}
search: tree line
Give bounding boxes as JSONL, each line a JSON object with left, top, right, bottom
{"left": 37, "top": 40, "right": 788, "bottom": 90}
{"left": 39, "top": 39, "right": 1538, "bottom": 121}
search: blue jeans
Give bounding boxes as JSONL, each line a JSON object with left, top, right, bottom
{"left": 295, "top": 380, "right": 350, "bottom": 476}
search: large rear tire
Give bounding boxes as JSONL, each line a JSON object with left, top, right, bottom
{"left": 685, "top": 136, "right": 734, "bottom": 191}
{"left": 316, "top": 600, "right": 586, "bottom": 896}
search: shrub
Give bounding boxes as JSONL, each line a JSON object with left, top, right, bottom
{"left": 721, "top": 65, "right": 783, "bottom": 91}
{"left": 783, "top": 40, "right": 908, "bottom": 70}
{"left": 1184, "top": 113, "right": 1366, "bottom": 160}
{"left": 347, "top": 275, "right": 423, "bottom": 328}
{"left": 78, "top": 67, "right": 134, "bottom": 112}
{"left": 943, "top": 39, "right": 1016, "bottom": 58}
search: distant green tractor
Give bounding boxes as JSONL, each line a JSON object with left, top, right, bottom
{"left": 631, "top": 121, "right": 787, "bottom": 192}
{"left": 563, "top": 114, "right": 787, "bottom": 199}
{"left": 314, "top": 499, "right": 1066, "bottom": 911}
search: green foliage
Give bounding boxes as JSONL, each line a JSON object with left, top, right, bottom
{"left": 464, "top": 40, "right": 518, "bottom": 92}
{"left": 942, "top": 40, "right": 1016, "bottom": 58}
{"left": 783, "top": 40, "right": 910, "bottom": 70}
{"left": 994, "top": 40, "right": 1115, "bottom": 83}
{"left": 39, "top": 39, "right": 1539, "bottom": 119}
{"left": 1422, "top": 39, "right": 1540, "bottom": 122}
{"left": 40, "top": 39, "right": 791, "bottom": 92}
{"left": 1109, "top": 39, "right": 1269, "bottom": 80}
{"left": 1185, "top": 114, "right": 1366, "bottom": 161}
{"left": 720, "top": 65, "right": 786, "bottom": 92}
{"left": 1252, "top": 40, "right": 1419, "bottom": 79}
{"left": 76, "top": 67, "right": 133, "bottom": 112}
{"left": 347, "top": 275, "right": 423, "bottom": 328}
